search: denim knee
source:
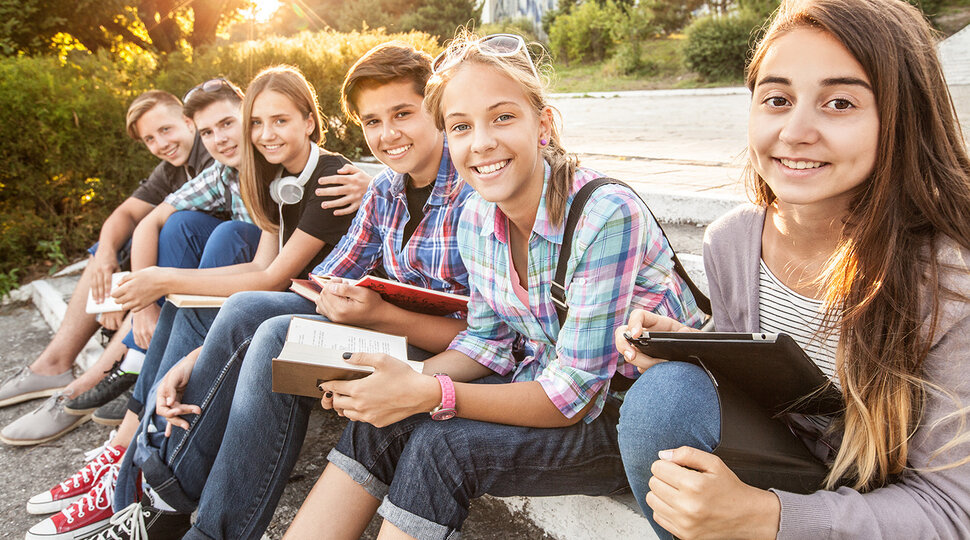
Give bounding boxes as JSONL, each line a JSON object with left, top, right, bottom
{"left": 198, "top": 221, "right": 260, "bottom": 269}
{"left": 157, "top": 211, "right": 222, "bottom": 269}
{"left": 617, "top": 361, "right": 720, "bottom": 525}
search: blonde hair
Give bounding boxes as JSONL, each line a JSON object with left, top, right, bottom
{"left": 239, "top": 65, "right": 324, "bottom": 233}
{"left": 126, "top": 90, "right": 183, "bottom": 140}
{"left": 746, "top": 0, "right": 970, "bottom": 490}
{"left": 424, "top": 30, "right": 578, "bottom": 224}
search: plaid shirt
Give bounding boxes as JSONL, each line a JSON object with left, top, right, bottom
{"left": 313, "top": 140, "right": 473, "bottom": 300}
{"left": 164, "top": 162, "right": 252, "bottom": 223}
{"left": 449, "top": 165, "right": 705, "bottom": 422}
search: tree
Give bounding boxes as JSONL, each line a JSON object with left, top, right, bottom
{"left": 0, "top": 0, "right": 246, "bottom": 56}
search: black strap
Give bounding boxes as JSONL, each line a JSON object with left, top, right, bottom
{"left": 551, "top": 177, "right": 712, "bottom": 328}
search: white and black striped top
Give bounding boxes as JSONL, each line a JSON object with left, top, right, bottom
{"left": 758, "top": 260, "right": 840, "bottom": 388}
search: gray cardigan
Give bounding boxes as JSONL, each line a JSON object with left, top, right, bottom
{"left": 703, "top": 204, "right": 970, "bottom": 539}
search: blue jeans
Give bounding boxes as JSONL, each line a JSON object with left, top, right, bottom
{"left": 121, "top": 212, "right": 261, "bottom": 355}
{"left": 113, "top": 291, "right": 318, "bottom": 520}
{"left": 181, "top": 306, "right": 437, "bottom": 539}
{"left": 327, "top": 376, "right": 629, "bottom": 540}
{"left": 617, "top": 361, "right": 720, "bottom": 540}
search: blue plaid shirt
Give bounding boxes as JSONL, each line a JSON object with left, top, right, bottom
{"left": 313, "top": 139, "right": 473, "bottom": 300}
{"left": 164, "top": 162, "right": 252, "bottom": 223}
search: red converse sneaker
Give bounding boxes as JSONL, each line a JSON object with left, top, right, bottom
{"left": 26, "top": 464, "right": 119, "bottom": 540}
{"left": 27, "top": 439, "right": 125, "bottom": 514}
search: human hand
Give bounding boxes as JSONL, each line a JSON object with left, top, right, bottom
{"left": 319, "top": 353, "right": 438, "bottom": 427}
{"left": 156, "top": 351, "right": 202, "bottom": 436}
{"left": 132, "top": 302, "right": 160, "bottom": 349}
{"left": 314, "top": 278, "right": 388, "bottom": 327}
{"left": 113, "top": 266, "right": 169, "bottom": 312}
{"left": 100, "top": 310, "right": 126, "bottom": 331}
{"left": 647, "top": 447, "right": 781, "bottom": 540}
{"left": 615, "top": 309, "right": 696, "bottom": 373}
{"left": 90, "top": 247, "right": 120, "bottom": 303}
{"left": 315, "top": 164, "right": 372, "bottom": 216}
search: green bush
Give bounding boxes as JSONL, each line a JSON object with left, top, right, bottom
{"left": 0, "top": 29, "right": 440, "bottom": 283}
{"left": 548, "top": 1, "right": 623, "bottom": 64}
{"left": 0, "top": 53, "right": 153, "bottom": 281}
{"left": 478, "top": 17, "right": 544, "bottom": 46}
{"left": 683, "top": 11, "right": 767, "bottom": 81}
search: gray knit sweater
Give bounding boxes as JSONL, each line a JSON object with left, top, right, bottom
{"left": 703, "top": 204, "right": 970, "bottom": 539}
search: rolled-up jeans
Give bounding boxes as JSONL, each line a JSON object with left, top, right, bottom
{"left": 327, "top": 374, "right": 630, "bottom": 540}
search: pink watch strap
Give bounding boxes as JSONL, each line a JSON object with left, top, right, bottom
{"left": 431, "top": 373, "right": 456, "bottom": 420}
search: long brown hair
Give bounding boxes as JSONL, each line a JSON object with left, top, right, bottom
{"left": 424, "top": 30, "right": 578, "bottom": 224}
{"left": 746, "top": 0, "right": 970, "bottom": 490}
{"left": 239, "top": 65, "right": 324, "bottom": 233}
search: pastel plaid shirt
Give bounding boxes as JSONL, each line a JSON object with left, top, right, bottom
{"left": 313, "top": 140, "right": 474, "bottom": 299}
{"left": 164, "top": 162, "right": 252, "bottom": 223}
{"left": 449, "top": 165, "right": 706, "bottom": 422}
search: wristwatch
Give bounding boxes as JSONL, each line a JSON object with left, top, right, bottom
{"left": 430, "top": 373, "right": 457, "bottom": 421}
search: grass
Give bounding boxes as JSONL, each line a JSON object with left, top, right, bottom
{"left": 548, "top": 37, "right": 742, "bottom": 94}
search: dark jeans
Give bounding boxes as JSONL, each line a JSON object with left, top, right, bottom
{"left": 113, "top": 291, "right": 318, "bottom": 527}
{"left": 328, "top": 375, "right": 629, "bottom": 540}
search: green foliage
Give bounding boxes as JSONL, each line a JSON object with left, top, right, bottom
{"left": 0, "top": 268, "right": 18, "bottom": 300}
{"left": 478, "top": 18, "right": 543, "bottom": 45}
{"left": 548, "top": 0, "right": 624, "bottom": 64}
{"left": 280, "top": 0, "right": 480, "bottom": 43}
{"left": 38, "top": 237, "right": 69, "bottom": 275}
{"left": 0, "top": 52, "right": 153, "bottom": 282}
{"left": 683, "top": 11, "right": 767, "bottom": 81}
{"left": 642, "top": 0, "right": 707, "bottom": 34}
{"left": 0, "top": 28, "right": 440, "bottom": 284}
{"left": 610, "top": 3, "right": 661, "bottom": 74}
{"left": 736, "top": 0, "right": 781, "bottom": 18}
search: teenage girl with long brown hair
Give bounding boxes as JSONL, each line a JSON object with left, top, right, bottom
{"left": 615, "top": 0, "right": 970, "bottom": 537}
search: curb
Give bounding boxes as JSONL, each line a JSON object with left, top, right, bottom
{"left": 550, "top": 86, "right": 750, "bottom": 100}
{"left": 27, "top": 278, "right": 103, "bottom": 373}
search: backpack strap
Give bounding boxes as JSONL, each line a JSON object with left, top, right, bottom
{"left": 551, "top": 177, "right": 712, "bottom": 329}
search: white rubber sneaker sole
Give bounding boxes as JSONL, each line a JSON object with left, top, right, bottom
{"left": 0, "top": 387, "right": 65, "bottom": 408}
{"left": 25, "top": 514, "right": 110, "bottom": 540}
{"left": 0, "top": 414, "right": 91, "bottom": 447}
{"left": 26, "top": 492, "right": 84, "bottom": 515}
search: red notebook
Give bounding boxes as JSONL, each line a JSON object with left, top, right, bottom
{"left": 309, "top": 274, "right": 468, "bottom": 316}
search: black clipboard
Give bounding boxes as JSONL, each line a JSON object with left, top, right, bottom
{"left": 625, "top": 332, "right": 843, "bottom": 417}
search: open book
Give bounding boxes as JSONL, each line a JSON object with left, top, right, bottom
{"left": 271, "top": 316, "right": 423, "bottom": 398}
{"left": 165, "top": 293, "right": 227, "bottom": 308}
{"left": 309, "top": 274, "right": 469, "bottom": 316}
{"left": 85, "top": 272, "right": 129, "bottom": 314}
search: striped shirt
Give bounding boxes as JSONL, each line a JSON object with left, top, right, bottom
{"left": 312, "top": 139, "right": 473, "bottom": 300}
{"left": 449, "top": 165, "right": 706, "bottom": 422}
{"left": 757, "top": 260, "right": 840, "bottom": 384}
{"left": 164, "top": 162, "right": 252, "bottom": 223}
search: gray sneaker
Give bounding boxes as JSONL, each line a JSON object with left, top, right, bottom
{"left": 0, "top": 365, "right": 74, "bottom": 408}
{"left": 0, "top": 391, "right": 91, "bottom": 446}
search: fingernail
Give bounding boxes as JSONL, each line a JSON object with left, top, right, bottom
{"left": 318, "top": 383, "right": 325, "bottom": 391}
{"left": 659, "top": 450, "right": 673, "bottom": 460}
{"left": 623, "top": 349, "right": 635, "bottom": 361}
{"left": 342, "top": 352, "right": 352, "bottom": 359}
{"left": 325, "top": 391, "right": 333, "bottom": 398}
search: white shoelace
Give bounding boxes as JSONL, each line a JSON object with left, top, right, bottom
{"left": 61, "top": 464, "right": 117, "bottom": 525}
{"left": 59, "top": 431, "right": 121, "bottom": 493}
{"left": 87, "top": 501, "right": 150, "bottom": 540}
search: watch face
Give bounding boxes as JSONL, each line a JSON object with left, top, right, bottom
{"left": 431, "top": 408, "right": 457, "bottom": 421}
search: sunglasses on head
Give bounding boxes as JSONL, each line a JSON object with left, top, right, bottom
{"left": 183, "top": 78, "right": 241, "bottom": 102}
{"left": 432, "top": 34, "right": 537, "bottom": 77}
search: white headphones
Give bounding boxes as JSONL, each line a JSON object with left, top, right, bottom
{"left": 270, "top": 146, "right": 320, "bottom": 252}
{"left": 269, "top": 145, "right": 320, "bottom": 205}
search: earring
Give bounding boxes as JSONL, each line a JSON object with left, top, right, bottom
{"left": 540, "top": 138, "right": 548, "bottom": 146}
